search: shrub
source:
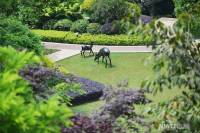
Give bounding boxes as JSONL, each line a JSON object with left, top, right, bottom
{"left": 86, "top": 23, "right": 101, "bottom": 34}
{"left": 0, "top": 17, "right": 44, "bottom": 55}
{"left": 100, "top": 21, "right": 131, "bottom": 35}
{"left": 17, "top": 5, "right": 40, "bottom": 28}
{"left": 175, "top": 12, "right": 200, "bottom": 37}
{"left": 173, "top": 0, "right": 198, "bottom": 16}
{"left": 62, "top": 83, "right": 150, "bottom": 133}
{"left": 20, "top": 65, "right": 105, "bottom": 105}
{"left": 0, "top": 46, "right": 73, "bottom": 133}
{"left": 80, "top": 0, "right": 95, "bottom": 12}
{"left": 100, "top": 23, "right": 113, "bottom": 35}
{"left": 53, "top": 19, "right": 73, "bottom": 31}
{"left": 127, "top": 2, "right": 141, "bottom": 23}
{"left": 32, "top": 30, "right": 153, "bottom": 46}
{"left": 70, "top": 19, "right": 89, "bottom": 33}
{"left": 91, "top": 0, "right": 129, "bottom": 24}
{"left": 42, "top": 19, "right": 57, "bottom": 30}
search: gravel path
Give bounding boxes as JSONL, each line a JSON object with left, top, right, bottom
{"left": 44, "top": 42, "right": 152, "bottom": 62}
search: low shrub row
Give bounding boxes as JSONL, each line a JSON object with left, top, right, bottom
{"left": 32, "top": 30, "right": 153, "bottom": 46}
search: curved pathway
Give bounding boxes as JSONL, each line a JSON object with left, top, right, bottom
{"left": 44, "top": 42, "right": 152, "bottom": 62}
{"left": 45, "top": 17, "right": 178, "bottom": 62}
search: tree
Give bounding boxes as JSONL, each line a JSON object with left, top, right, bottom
{"left": 142, "top": 19, "right": 200, "bottom": 132}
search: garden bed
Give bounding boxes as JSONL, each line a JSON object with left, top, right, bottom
{"left": 32, "top": 30, "right": 153, "bottom": 46}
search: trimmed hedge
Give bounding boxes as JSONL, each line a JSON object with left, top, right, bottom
{"left": 32, "top": 30, "right": 153, "bottom": 46}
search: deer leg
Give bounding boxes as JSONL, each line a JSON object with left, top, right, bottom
{"left": 105, "top": 57, "right": 108, "bottom": 68}
{"left": 83, "top": 51, "right": 85, "bottom": 58}
{"left": 80, "top": 50, "right": 83, "bottom": 56}
{"left": 102, "top": 56, "right": 104, "bottom": 62}
{"left": 108, "top": 56, "right": 112, "bottom": 67}
{"left": 91, "top": 50, "right": 94, "bottom": 56}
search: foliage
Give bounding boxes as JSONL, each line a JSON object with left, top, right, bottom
{"left": 19, "top": 66, "right": 82, "bottom": 103}
{"left": 91, "top": 0, "right": 129, "bottom": 24}
{"left": 80, "top": 0, "right": 95, "bottom": 12}
{"left": 142, "top": 20, "right": 200, "bottom": 132}
{"left": 100, "top": 23, "right": 118, "bottom": 35}
{"left": 62, "top": 115, "right": 112, "bottom": 133}
{"left": 63, "top": 83, "right": 149, "bottom": 133}
{"left": 33, "top": 29, "right": 153, "bottom": 46}
{"left": 0, "top": 0, "right": 21, "bottom": 15}
{"left": 53, "top": 19, "right": 73, "bottom": 31}
{"left": 42, "top": 19, "right": 57, "bottom": 30}
{"left": 0, "top": 46, "right": 73, "bottom": 133}
{"left": 86, "top": 23, "right": 101, "bottom": 34}
{"left": 70, "top": 19, "right": 89, "bottom": 33}
{"left": 0, "top": 17, "right": 44, "bottom": 55}
{"left": 96, "top": 84, "right": 149, "bottom": 120}
{"left": 17, "top": 5, "right": 41, "bottom": 28}
{"left": 127, "top": 2, "right": 141, "bottom": 23}
{"left": 175, "top": 2, "right": 200, "bottom": 37}
{"left": 173, "top": 0, "right": 198, "bottom": 16}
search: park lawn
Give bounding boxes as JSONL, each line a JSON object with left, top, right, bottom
{"left": 57, "top": 53, "right": 153, "bottom": 87}
{"left": 57, "top": 53, "right": 182, "bottom": 115}
{"left": 44, "top": 48, "right": 60, "bottom": 55}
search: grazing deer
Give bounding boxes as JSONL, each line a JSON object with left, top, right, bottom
{"left": 80, "top": 44, "right": 94, "bottom": 57}
{"left": 94, "top": 47, "right": 112, "bottom": 68}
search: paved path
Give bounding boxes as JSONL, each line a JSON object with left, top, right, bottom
{"left": 158, "top": 17, "right": 177, "bottom": 28}
{"left": 44, "top": 42, "right": 152, "bottom": 62}
{"left": 47, "top": 49, "right": 80, "bottom": 62}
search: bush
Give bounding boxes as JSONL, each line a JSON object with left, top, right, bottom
{"left": 86, "top": 23, "right": 101, "bottom": 34}
{"left": 175, "top": 12, "right": 200, "bottom": 37}
{"left": 42, "top": 19, "right": 57, "bottom": 30}
{"left": 91, "top": 0, "right": 129, "bottom": 24}
{"left": 53, "top": 19, "right": 73, "bottom": 31}
{"left": 173, "top": 0, "right": 197, "bottom": 16}
{"left": 100, "top": 21, "right": 132, "bottom": 35}
{"left": 127, "top": 2, "right": 141, "bottom": 23}
{"left": 80, "top": 0, "right": 95, "bottom": 12}
{"left": 20, "top": 65, "right": 105, "bottom": 105}
{"left": 17, "top": 5, "right": 40, "bottom": 28}
{"left": 32, "top": 30, "right": 153, "bottom": 46}
{"left": 0, "top": 46, "right": 73, "bottom": 133}
{"left": 70, "top": 19, "right": 89, "bottom": 33}
{"left": 0, "top": 17, "right": 44, "bottom": 55}
{"left": 62, "top": 83, "right": 150, "bottom": 133}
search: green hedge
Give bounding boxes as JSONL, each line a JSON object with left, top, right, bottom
{"left": 32, "top": 30, "right": 153, "bottom": 46}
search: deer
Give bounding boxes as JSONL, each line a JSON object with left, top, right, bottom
{"left": 94, "top": 47, "right": 112, "bottom": 68}
{"left": 80, "top": 44, "right": 94, "bottom": 57}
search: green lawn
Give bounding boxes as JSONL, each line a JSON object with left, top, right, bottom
{"left": 57, "top": 53, "right": 182, "bottom": 115}
{"left": 44, "top": 48, "right": 59, "bottom": 55}
{"left": 57, "top": 53, "right": 153, "bottom": 87}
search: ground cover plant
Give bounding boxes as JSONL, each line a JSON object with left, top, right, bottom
{"left": 32, "top": 30, "right": 153, "bottom": 46}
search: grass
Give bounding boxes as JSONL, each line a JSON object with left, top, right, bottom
{"left": 57, "top": 53, "right": 182, "bottom": 115}
{"left": 57, "top": 53, "right": 153, "bottom": 87}
{"left": 44, "top": 49, "right": 59, "bottom": 55}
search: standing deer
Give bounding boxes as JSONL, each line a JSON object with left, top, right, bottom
{"left": 94, "top": 47, "right": 112, "bottom": 68}
{"left": 80, "top": 44, "right": 94, "bottom": 57}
